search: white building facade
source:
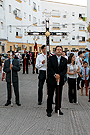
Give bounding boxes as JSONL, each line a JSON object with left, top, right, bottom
{"left": 0, "top": 0, "right": 88, "bottom": 53}
{"left": 41, "top": 0, "right": 87, "bottom": 52}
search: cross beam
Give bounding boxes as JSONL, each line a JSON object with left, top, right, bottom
{"left": 27, "top": 20, "right": 68, "bottom": 52}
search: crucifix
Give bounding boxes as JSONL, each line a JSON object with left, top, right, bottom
{"left": 27, "top": 20, "right": 68, "bottom": 53}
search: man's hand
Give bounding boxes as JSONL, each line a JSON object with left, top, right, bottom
{"left": 10, "top": 64, "right": 13, "bottom": 70}
{"left": 55, "top": 74, "right": 60, "bottom": 79}
{"left": 42, "top": 60, "right": 45, "bottom": 64}
{"left": 80, "top": 75, "right": 83, "bottom": 78}
{"left": 85, "top": 75, "right": 88, "bottom": 77}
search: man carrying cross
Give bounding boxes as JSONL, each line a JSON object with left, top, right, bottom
{"left": 36, "top": 45, "right": 46, "bottom": 105}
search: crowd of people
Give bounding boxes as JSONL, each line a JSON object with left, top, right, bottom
{"left": 0, "top": 46, "right": 90, "bottom": 117}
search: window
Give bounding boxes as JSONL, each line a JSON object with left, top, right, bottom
{"left": 38, "top": 5, "right": 40, "bottom": 11}
{"left": 79, "top": 25, "right": 85, "bottom": 31}
{"left": 62, "top": 24, "right": 67, "bottom": 28}
{"left": 72, "top": 48, "right": 75, "bottom": 51}
{"left": 65, "top": 48, "right": 68, "bottom": 51}
{"left": 10, "top": 46, "right": 12, "bottom": 51}
{"left": 33, "top": 17, "right": 37, "bottom": 24}
{"left": 16, "top": 28, "right": 21, "bottom": 36}
{"left": 29, "top": 0, "right": 30, "bottom": 5}
{"left": 72, "top": 12, "right": 75, "bottom": 16}
{"left": 9, "top": 5, "right": 11, "bottom": 13}
{"left": 0, "top": 1, "right": 3, "bottom": 8}
{"left": 18, "top": 47, "right": 21, "bottom": 50}
{"left": 29, "top": 15, "right": 31, "bottom": 21}
{"left": 15, "top": 8, "right": 22, "bottom": 18}
{"left": 2, "top": 45, "right": 4, "bottom": 52}
{"left": 33, "top": 2, "right": 36, "bottom": 11}
{"left": 82, "top": 37, "right": 85, "bottom": 41}
{"left": 39, "top": 47, "right": 41, "bottom": 52}
{"left": 53, "top": 48, "right": 55, "bottom": 53}
{"left": 38, "top": 19, "right": 40, "bottom": 24}
{"left": 72, "top": 36, "right": 75, "bottom": 40}
{"left": 24, "top": 12, "right": 26, "bottom": 19}
{"left": 24, "top": 29, "right": 26, "bottom": 36}
{"left": 63, "top": 15, "right": 66, "bottom": 18}
{"left": 10, "top": 25, "right": 12, "bottom": 32}
{"left": 72, "top": 23, "right": 75, "bottom": 28}
{"left": 79, "top": 36, "right": 85, "bottom": 42}
{"left": 1, "top": 22, "right": 3, "bottom": 29}
{"left": 29, "top": 47, "right": 32, "bottom": 51}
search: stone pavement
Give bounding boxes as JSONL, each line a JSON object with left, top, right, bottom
{"left": 0, "top": 66, "right": 90, "bottom": 135}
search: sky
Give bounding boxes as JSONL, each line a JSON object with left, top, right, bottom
{"left": 48, "top": 0, "right": 87, "bottom": 6}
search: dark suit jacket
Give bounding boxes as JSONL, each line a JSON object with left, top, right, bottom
{"left": 3, "top": 58, "right": 20, "bottom": 82}
{"left": 47, "top": 55, "right": 67, "bottom": 86}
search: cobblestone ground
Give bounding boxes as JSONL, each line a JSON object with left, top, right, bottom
{"left": 0, "top": 66, "right": 90, "bottom": 135}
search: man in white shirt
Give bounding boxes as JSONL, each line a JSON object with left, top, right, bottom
{"left": 76, "top": 51, "right": 83, "bottom": 90}
{"left": 36, "top": 45, "right": 46, "bottom": 105}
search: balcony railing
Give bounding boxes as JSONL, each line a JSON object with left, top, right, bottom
{"left": 15, "top": 0, "right": 22, "bottom": 3}
{"left": 16, "top": 34, "right": 22, "bottom": 39}
{"left": 79, "top": 41, "right": 85, "bottom": 43}
{"left": 33, "top": 22, "right": 37, "bottom": 26}
{"left": 52, "top": 27, "right": 60, "bottom": 30}
{"left": 15, "top": 15, "right": 22, "bottom": 21}
{"left": 51, "top": 13, "right": 60, "bottom": 18}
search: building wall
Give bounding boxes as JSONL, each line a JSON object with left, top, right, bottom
{"left": 41, "top": 0, "right": 87, "bottom": 51}
{"left": 0, "top": 0, "right": 88, "bottom": 53}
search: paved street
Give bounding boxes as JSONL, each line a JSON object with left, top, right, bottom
{"left": 0, "top": 66, "right": 90, "bottom": 135}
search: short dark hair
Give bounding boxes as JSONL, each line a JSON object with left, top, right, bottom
{"left": 41, "top": 45, "right": 46, "bottom": 49}
{"left": 55, "top": 46, "right": 63, "bottom": 51}
{"left": 85, "top": 48, "right": 88, "bottom": 51}
{"left": 7, "top": 51, "right": 14, "bottom": 55}
{"left": 78, "top": 51, "right": 82, "bottom": 56}
{"left": 83, "top": 61, "right": 87, "bottom": 64}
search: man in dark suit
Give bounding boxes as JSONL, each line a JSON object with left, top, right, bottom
{"left": 3, "top": 51, "right": 21, "bottom": 106}
{"left": 47, "top": 46, "right": 67, "bottom": 117}
{"left": 22, "top": 51, "right": 30, "bottom": 74}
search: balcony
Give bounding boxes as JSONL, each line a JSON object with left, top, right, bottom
{"left": 33, "top": 23, "right": 37, "bottom": 26}
{"left": 79, "top": 30, "right": 86, "bottom": 32}
{"left": 33, "top": 7, "right": 37, "bottom": 12}
{"left": 51, "top": 13, "right": 60, "bottom": 18}
{"left": 15, "top": 34, "right": 22, "bottom": 39}
{"left": 79, "top": 41, "right": 85, "bottom": 43}
{"left": 52, "top": 27, "right": 60, "bottom": 30}
{"left": 15, "top": 0, "right": 22, "bottom": 3}
{"left": 15, "top": 15, "right": 22, "bottom": 21}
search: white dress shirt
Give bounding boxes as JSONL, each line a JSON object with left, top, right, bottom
{"left": 36, "top": 53, "right": 46, "bottom": 71}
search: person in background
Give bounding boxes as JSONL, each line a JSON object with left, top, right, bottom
{"left": 0, "top": 54, "right": 2, "bottom": 72}
{"left": 3, "top": 51, "right": 21, "bottom": 106}
{"left": 1, "top": 58, "right": 6, "bottom": 81}
{"left": 36, "top": 45, "right": 46, "bottom": 105}
{"left": 79, "top": 61, "right": 89, "bottom": 96}
{"left": 62, "top": 51, "right": 68, "bottom": 83}
{"left": 76, "top": 51, "right": 83, "bottom": 90}
{"left": 15, "top": 50, "right": 21, "bottom": 63}
{"left": 84, "top": 48, "right": 89, "bottom": 64}
{"left": 67, "top": 53, "right": 80, "bottom": 103}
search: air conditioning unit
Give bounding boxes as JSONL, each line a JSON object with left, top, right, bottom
{"left": 15, "top": 44, "right": 18, "bottom": 48}
{"left": 13, "top": 10, "right": 17, "bottom": 15}
{"left": 22, "top": 45, "right": 26, "bottom": 48}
